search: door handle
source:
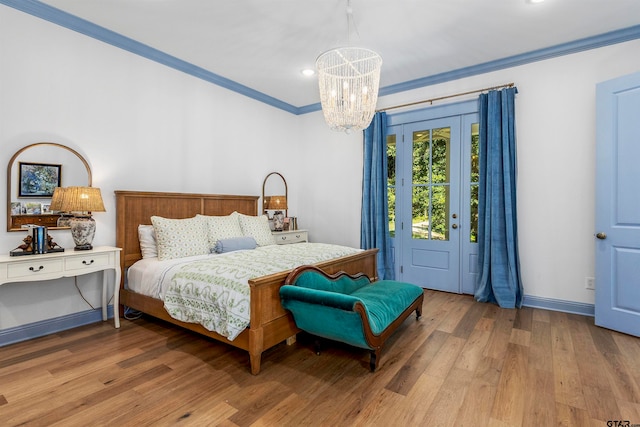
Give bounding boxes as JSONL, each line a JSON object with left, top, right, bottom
{"left": 596, "top": 232, "right": 607, "bottom": 240}
{"left": 452, "top": 224, "right": 458, "bottom": 229}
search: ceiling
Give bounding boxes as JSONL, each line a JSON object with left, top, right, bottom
{"left": 20, "top": 0, "right": 640, "bottom": 110}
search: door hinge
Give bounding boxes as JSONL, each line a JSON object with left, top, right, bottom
{"left": 400, "top": 265, "right": 403, "bottom": 273}
{"left": 401, "top": 222, "right": 404, "bottom": 230}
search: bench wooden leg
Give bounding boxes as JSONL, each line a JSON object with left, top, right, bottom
{"left": 369, "top": 348, "right": 381, "bottom": 372}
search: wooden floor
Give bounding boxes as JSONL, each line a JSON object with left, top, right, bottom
{"left": 2, "top": 290, "right": 640, "bottom": 426}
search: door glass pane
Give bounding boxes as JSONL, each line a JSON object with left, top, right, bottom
{"left": 387, "top": 134, "right": 396, "bottom": 237}
{"left": 412, "top": 131, "right": 430, "bottom": 184}
{"left": 412, "top": 186, "right": 429, "bottom": 239}
{"left": 470, "top": 123, "right": 479, "bottom": 243}
{"left": 432, "top": 185, "right": 450, "bottom": 240}
{"left": 412, "top": 127, "right": 451, "bottom": 241}
{"left": 432, "top": 128, "right": 450, "bottom": 184}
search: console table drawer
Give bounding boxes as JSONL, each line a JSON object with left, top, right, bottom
{"left": 7, "top": 258, "right": 64, "bottom": 279}
{"left": 65, "top": 253, "right": 111, "bottom": 271}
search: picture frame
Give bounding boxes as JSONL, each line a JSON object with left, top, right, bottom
{"left": 25, "top": 202, "right": 42, "bottom": 215}
{"left": 18, "top": 162, "right": 61, "bottom": 197}
{"left": 41, "top": 203, "right": 51, "bottom": 214}
{"left": 10, "top": 202, "right": 22, "bottom": 215}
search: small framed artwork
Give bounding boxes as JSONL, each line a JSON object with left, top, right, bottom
{"left": 41, "top": 203, "right": 51, "bottom": 214}
{"left": 19, "top": 162, "right": 61, "bottom": 198}
{"left": 10, "top": 202, "right": 22, "bottom": 215}
{"left": 25, "top": 202, "right": 42, "bottom": 214}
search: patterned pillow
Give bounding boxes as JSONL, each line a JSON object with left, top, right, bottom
{"left": 238, "top": 213, "right": 276, "bottom": 246}
{"left": 137, "top": 224, "right": 157, "bottom": 259}
{"left": 197, "top": 213, "right": 243, "bottom": 250}
{"left": 150, "top": 215, "right": 210, "bottom": 260}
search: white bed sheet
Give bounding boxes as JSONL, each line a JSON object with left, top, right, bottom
{"left": 127, "top": 253, "right": 213, "bottom": 299}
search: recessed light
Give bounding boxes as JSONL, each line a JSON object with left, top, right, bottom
{"left": 527, "top": 0, "right": 544, "bottom": 3}
{"left": 301, "top": 68, "right": 316, "bottom": 77}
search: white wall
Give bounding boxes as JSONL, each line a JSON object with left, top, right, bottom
{"left": 0, "top": 7, "right": 305, "bottom": 329}
{"left": 1, "top": 5, "right": 640, "bottom": 331}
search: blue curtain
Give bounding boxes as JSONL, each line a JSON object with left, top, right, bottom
{"left": 475, "top": 87, "right": 523, "bottom": 308}
{"left": 361, "top": 112, "right": 395, "bottom": 280}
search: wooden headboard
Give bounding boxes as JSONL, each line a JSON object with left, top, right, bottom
{"left": 115, "top": 191, "right": 259, "bottom": 273}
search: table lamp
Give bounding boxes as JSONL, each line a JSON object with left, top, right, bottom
{"left": 263, "top": 195, "right": 287, "bottom": 231}
{"left": 55, "top": 186, "right": 106, "bottom": 250}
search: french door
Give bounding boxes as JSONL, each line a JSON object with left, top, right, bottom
{"left": 387, "top": 101, "right": 478, "bottom": 293}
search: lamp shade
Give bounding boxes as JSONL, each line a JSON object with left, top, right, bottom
{"left": 49, "top": 187, "right": 67, "bottom": 211}
{"left": 57, "top": 186, "right": 106, "bottom": 213}
{"left": 263, "top": 195, "right": 287, "bottom": 210}
{"left": 316, "top": 47, "right": 382, "bottom": 133}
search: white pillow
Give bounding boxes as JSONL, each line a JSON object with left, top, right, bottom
{"left": 138, "top": 224, "right": 157, "bottom": 259}
{"left": 197, "top": 213, "right": 243, "bottom": 249}
{"left": 150, "top": 215, "right": 210, "bottom": 261}
{"left": 237, "top": 213, "right": 276, "bottom": 246}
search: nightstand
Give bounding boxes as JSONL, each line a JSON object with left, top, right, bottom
{"left": 272, "top": 229, "right": 308, "bottom": 245}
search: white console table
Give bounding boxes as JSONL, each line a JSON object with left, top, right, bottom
{"left": 0, "top": 246, "right": 122, "bottom": 328}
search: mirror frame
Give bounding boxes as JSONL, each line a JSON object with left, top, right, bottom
{"left": 262, "top": 171, "right": 288, "bottom": 217}
{"left": 6, "top": 142, "right": 92, "bottom": 232}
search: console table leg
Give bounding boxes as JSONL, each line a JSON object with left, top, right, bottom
{"left": 102, "top": 270, "right": 108, "bottom": 322}
{"left": 113, "top": 266, "right": 121, "bottom": 329}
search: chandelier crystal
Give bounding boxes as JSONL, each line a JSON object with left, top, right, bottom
{"left": 316, "top": 47, "right": 382, "bottom": 133}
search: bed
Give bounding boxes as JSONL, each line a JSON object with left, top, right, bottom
{"left": 115, "top": 190, "right": 378, "bottom": 374}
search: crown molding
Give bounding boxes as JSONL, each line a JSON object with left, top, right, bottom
{"left": 3, "top": 0, "right": 640, "bottom": 115}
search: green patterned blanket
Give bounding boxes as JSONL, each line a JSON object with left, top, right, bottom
{"left": 163, "top": 243, "right": 361, "bottom": 340}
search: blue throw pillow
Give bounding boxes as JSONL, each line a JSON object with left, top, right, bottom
{"left": 214, "top": 236, "right": 257, "bottom": 253}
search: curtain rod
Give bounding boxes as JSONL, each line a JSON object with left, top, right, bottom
{"left": 378, "top": 82, "right": 515, "bottom": 112}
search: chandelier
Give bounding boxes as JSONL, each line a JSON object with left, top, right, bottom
{"left": 316, "top": 2, "right": 382, "bottom": 133}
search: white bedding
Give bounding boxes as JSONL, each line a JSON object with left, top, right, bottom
{"left": 126, "top": 243, "right": 362, "bottom": 340}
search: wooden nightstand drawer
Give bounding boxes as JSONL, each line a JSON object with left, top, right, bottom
{"left": 273, "top": 230, "right": 308, "bottom": 245}
{"left": 7, "top": 258, "right": 64, "bottom": 279}
{"left": 65, "top": 253, "right": 111, "bottom": 271}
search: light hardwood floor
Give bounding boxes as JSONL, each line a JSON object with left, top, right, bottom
{"left": 2, "top": 290, "right": 640, "bottom": 426}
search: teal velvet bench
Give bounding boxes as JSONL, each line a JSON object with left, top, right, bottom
{"left": 280, "top": 265, "right": 424, "bottom": 371}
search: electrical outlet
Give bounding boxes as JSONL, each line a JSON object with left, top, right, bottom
{"left": 585, "top": 277, "right": 595, "bottom": 290}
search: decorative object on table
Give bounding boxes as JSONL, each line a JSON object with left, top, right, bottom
{"left": 289, "top": 217, "right": 298, "bottom": 231}
{"left": 272, "top": 211, "right": 285, "bottom": 232}
{"left": 50, "top": 187, "right": 72, "bottom": 227}
{"left": 18, "top": 161, "right": 61, "bottom": 197}
{"left": 9, "top": 226, "right": 64, "bottom": 256}
{"left": 24, "top": 202, "right": 42, "bottom": 214}
{"left": 53, "top": 186, "right": 106, "bottom": 250}
{"left": 262, "top": 172, "right": 289, "bottom": 232}
{"left": 10, "top": 202, "right": 22, "bottom": 215}
{"left": 56, "top": 214, "right": 72, "bottom": 227}
{"left": 315, "top": 0, "right": 382, "bottom": 133}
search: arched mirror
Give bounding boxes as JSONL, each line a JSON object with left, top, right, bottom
{"left": 7, "top": 142, "right": 92, "bottom": 232}
{"left": 262, "top": 172, "right": 288, "bottom": 231}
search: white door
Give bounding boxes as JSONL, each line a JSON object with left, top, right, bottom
{"left": 595, "top": 71, "right": 640, "bottom": 337}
